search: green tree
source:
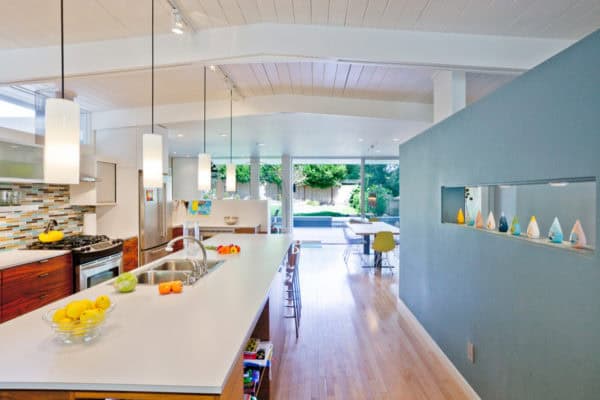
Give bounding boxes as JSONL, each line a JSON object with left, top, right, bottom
{"left": 260, "top": 164, "right": 282, "bottom": 187}
{"left": 349, "top": 184, "right": 392, "bottom": 215}
{"left": 300, "top": 164, "right": 347, "bottom": 189}
{"left": 365, "top": 164, "right": 399, "bottom": 197}
{"left": 236, "top": 165, "right": 251, "bottom": 183}
{"left": 345, "top": 164, "right": 360, "bottom": 180}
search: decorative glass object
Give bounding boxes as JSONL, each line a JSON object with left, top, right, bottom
{"left": 456, "top": 208, "right": 465, "bottom": 224}
{"left": 475, "top": 210, "right": 484, "bottom": 229}
{"left": 526, "top": 216, "right": 540, "bottom": 239}
{"left": 569, "top": 220, "right": 587, "bottom": 249}
{"left": 510, "top": 216, "right": 521, "bottom": 236}
{"left": 548, "top": 217, "right": 564, "bottom": 243}
{"left": 498, "top": 213, "right": 509, "bottom": 233}
{"left": 486, "top": 211, "right": 496, "bottom": 230}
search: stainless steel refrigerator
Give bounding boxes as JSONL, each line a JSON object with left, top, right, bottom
{"left": 139, "top": 171, "right": 173, "bottom": 264}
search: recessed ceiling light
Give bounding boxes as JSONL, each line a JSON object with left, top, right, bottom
{"left": 392, "top": 138, "right": 400, "bottom": 142}
{"left": 375, "top": 149, "right": 381, "bottom": 153}
{"left": 358, "top": 138, "right": 364, "bottom": 142}
{"left": 209, "top": 65, "right": 217, "bottom": 72}
{"left": 176, "top": 133, "right": 184, "bottom": 138}
{"left": 257, "top": 143, "right": 265, "bottom": 147}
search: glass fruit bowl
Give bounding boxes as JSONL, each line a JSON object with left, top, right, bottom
{"left": 43, "top": 302, "right": 115, "bottom": 344}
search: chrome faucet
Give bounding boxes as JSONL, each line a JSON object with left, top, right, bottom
{"left": 165, "top": 236, "right": 208, "bottom": 278}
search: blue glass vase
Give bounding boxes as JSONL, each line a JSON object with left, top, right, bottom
{"left": 498, "top": 213, "right": 509, "bottom": 233}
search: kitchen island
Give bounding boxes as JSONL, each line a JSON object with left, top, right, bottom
{"left": 0, "top": 234, "right": 292, "bottom": 399}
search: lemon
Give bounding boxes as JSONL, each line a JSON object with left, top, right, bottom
{"left": 57, "top": 317, "right": 74, "bottom": 331}
{"left": 66, "top": 301, "right": 86, "bottom": 320}
{"left": 95, "top": 295, "right": 111, "bottom": 310}
{"left": 52, "top": 308, "right": 67, "bottom": 323}
{"left": 80, "top": 299, "right": 94, "bottom": 311}
{"left": 80, "top": 309, "right": 101, "bottom": 326}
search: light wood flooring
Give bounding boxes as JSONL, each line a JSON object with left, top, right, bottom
{"left": 276, "top": 244, "right": 476, "bottom": 400}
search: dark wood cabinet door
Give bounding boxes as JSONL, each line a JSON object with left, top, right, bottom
{"left": 1, "top": 254, "right": 73, "bottom": 323}
{"left": 122, "top": 236, "right": 139, "bottom": 272}
{"left": 172, "top": 226, "right": 184, "bottom": 251}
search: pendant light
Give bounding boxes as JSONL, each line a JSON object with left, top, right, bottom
{"left": 197, "top": 66, "right": 212, "bottom": 192}
{"left": 225, "top": 88, "right": 236, "bottom": 192}
{"left": 142, "top": 0, "right": 164, "bottom": 188}
{"left": 44, "top": 0, "right": 80, "bottom": 184}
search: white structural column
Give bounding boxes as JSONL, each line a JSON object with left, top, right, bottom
{"left": 360, "top": 158, "right": 366, "bottom": 217}
{"left": 281, "top": 154, "right": 293, "bottom": 233}
{"left": 433, "top": 71, "right": 466, "bottom": 123}
{"left": 250, "top": 156, "right": 260, "bottom": 200}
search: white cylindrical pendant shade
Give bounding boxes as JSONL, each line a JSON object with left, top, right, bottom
{"left": 142, "top": 133, "right": 163, "bottom": 188}
{"left": 197, "top": 153, "right": 212, "bottom": 192}
{"left": 225, "top": 163, "right": 236, "bottom": 192}
{"left": 44, "top": 98, "right": 80, "bottom": 184}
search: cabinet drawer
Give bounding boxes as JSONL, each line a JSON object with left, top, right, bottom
{"left": 1, "top": 254, "right": 73, "bottom": 322}
{"left": 1, "top": 282, "right": 72, "bottom": 322}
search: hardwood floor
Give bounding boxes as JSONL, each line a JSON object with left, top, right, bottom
{"left": 277, "top": 244, "right": 477, "bottom": 400}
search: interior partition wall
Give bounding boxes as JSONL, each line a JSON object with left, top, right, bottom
{"left": 399, "top": 30, "right": 600, "bottom": 400}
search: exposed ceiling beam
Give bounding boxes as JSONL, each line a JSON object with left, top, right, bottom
{"left": 91, "top": 94, "right": 433, "bottom": 130}
{"left": 0, "top": 23, "right": 573, "bottom": 85}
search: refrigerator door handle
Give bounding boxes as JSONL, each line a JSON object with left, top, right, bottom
{"left": 162, "top": 182, "right": 168, "bottom": 238}
{"left": 157, "top": 192, "right": 164, "bottom": 239}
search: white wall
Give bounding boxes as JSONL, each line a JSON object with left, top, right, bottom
{"left": 94, "top": 127, "right": 140, "bottom": 239}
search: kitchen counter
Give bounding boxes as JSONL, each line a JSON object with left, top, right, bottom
{"left": 0, "top": 249, "right": 71, "bottom": 271}
{"left": 0, "top": 234, "right": 292, "bottom": 395}
{"left": 175, "top": 222, "right": 261, "bottom": 230}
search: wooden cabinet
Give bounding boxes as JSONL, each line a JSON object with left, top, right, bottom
{"left": 233, "top": 226, "right": 259, "bottom": 234}
{"left": 122, "top": 236, "right": 139, "bottom": 272}
{"left": 1, "top": 254, "right": 73, "bottom": 323}
{"left": 172, "top": 226, "right": 184, "bottom": 251}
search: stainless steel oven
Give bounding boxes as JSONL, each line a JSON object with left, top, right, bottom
{"left": 76, "top": 253, "right": 122, "bottom": 291}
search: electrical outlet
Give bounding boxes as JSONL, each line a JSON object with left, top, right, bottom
{"left": 467, "top": 341, "right": 475, "bottom": 363}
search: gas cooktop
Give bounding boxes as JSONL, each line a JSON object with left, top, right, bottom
{"left": 28, "top": 235, "right": 116, "bottom": 251}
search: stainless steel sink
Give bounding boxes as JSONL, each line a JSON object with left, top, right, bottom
{"left": 136, "top": 270, "right": 191, "bottom": 285}
{"left": 137, "top": 260, "right": 225, "bottom": 285}
{"left": 151, "top": 259, "right": 195, "bottom": 271}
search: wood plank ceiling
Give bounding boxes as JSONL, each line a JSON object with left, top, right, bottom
{"left": 0, "top": 0, "right": 598, "bottom": 49}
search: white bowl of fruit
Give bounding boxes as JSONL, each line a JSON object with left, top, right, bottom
{"left": 43, "top": 295, "right": 114, "bottom": 344}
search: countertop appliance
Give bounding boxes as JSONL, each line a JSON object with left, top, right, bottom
{"left": 139, "top": 171, "right": 173, "bottom": 265}
{"left": 28, "top": 234, "right": 123, "bottom": 291}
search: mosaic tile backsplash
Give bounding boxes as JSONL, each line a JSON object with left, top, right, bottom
{"left": 0, "top": 183, "right": 94, "bottom": 251}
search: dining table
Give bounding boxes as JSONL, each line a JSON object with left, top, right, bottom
{"left": 346, "top": 220, "right": 400, "bottom": 268}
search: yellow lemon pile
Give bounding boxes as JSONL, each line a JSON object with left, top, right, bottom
{"left": 52, "top": 295, "right": 111, "bottom": 334}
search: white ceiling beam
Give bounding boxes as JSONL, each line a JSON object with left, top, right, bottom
{"left": 0, "top": 23, "right": 573, "bottom": 84}
{"left": 91, "top": 94, "right": 433, "bottom": 130}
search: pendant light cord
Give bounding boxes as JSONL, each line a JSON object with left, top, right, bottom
{"left": 203, "top": 66, "right": 207, "bottom": 153}
{"left": 60, "top": 0, "right": 64, "bottom": 99}
{"left": 230, "top": 88, "right": 233, "bottom": 163}
{"left": 151, "top": 0, "right": 154, "bottom": 133}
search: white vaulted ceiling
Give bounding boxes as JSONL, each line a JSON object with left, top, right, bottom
{"left": 1, "top": 0, "right": 597, "bottom": 158}
{"left": 0, "top": 0, "right": 598, "bottom": 50}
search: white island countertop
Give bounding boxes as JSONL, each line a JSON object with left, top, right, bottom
{"left": 0, "top": 234, "right": 292, "bottom": 394}
{"left": 0, "top": 249, "right": 71, "bottom": 271}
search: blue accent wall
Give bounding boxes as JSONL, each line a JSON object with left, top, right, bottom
{"left": 399, "top": 29, "right": 600, "bottom": 400}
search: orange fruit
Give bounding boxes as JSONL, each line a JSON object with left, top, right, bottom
{"left": 158, "top": 282, "right": 172, "bottom": 295}
{"left": 171, "top": 280, "right": 183, "bottom": 294}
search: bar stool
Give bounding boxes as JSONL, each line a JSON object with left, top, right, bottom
{"left": 284, "top": 242, "right": 301, "bottom": 338}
